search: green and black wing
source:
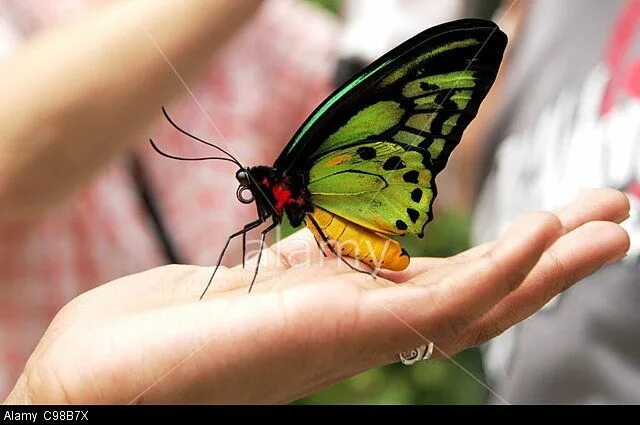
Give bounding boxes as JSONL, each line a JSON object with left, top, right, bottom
{"left": 274, "top": 19, "right": 507, "bottom": 237}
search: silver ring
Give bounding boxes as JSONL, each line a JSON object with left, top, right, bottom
{"left": 398, "top": 341, "right": 434, "bottom": 366}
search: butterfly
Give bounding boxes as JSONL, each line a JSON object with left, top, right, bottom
{"left": 150, "top": 18, "right": 508, "bottom": 298}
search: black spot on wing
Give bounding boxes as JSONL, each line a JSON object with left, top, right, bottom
{"left": 396, "top": 220, "right": 408, "bottom": 231}
{"left": 356, "top": 146, "right": 376, "bottom": 160}
{"left": 420, "top": 81, "right": 439, "bottom": 92}
{"left": 403, "top": 170, "right": 419, "bottom": 183}
{"left": 382, "top": 156, "right": 406, "bottom": 171}
{"left": 407, "top": 208, "right": 420, "bottom": 223}
{"left": 411, "top": 188, "right": 422, "bottom": 203}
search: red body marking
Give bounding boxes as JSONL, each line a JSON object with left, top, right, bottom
{"left": 272, "top": 183, "right": 293, "bottom": 214}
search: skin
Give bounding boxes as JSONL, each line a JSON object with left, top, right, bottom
{"left": 0, "top": 0, "right": 262, "bottom": 221}
{"left": 3, "top": 188, "right": 630, "bottom": 404}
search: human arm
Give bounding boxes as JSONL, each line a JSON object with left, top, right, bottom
{"left": 0, "top": 0, "right": 261, "bottom": 220}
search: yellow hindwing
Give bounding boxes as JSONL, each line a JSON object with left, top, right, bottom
{"left": 305, "top": 207, "right": 410, "bottom": 272}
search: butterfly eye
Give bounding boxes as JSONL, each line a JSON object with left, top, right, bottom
{"left": 235, "top": 170, "right": 250, "bottom": 187}
{"left": 236, "top": 185, "right": 254, "bottom": 204}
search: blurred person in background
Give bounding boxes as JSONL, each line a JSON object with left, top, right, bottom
{"left": 336, "top": 0, "right": 640, "bottom": 403}
{"left": 474, "top": 0, "right": 640, "bottom": 404}
{"left": 0, "top": 0, "right": 337, "bottom": 398}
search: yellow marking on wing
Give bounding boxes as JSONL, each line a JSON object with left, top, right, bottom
{"left": 306, "top": 207, "right": 410, "bottom": 271}
{"left": 429, "top": 139, "right": 446, "bottom": 158}
{"left": 380, "top": 39, "right": 479, "bottom": 87}
{"left": 403, "top": 71, "right": 476, "bottom": 98}
{"left": 393, "top": 130, "right": 425, "bottom": 146}
{"left": 414, "top": 94, "right": 438, "bottom": 107}
{"left": 326, "top": 154, "right": 352, "bottom": 167}
{"left": 442, "top": 114, "right": 460, "bottom": 136}
{"left": 451, "top": 90, "right": 473, "bottom": 109}
{"left": 406, "top": 113, "right": 436, "bottom": 131}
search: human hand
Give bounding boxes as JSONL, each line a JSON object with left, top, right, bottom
{"left": 4, "top": 189, "right": 630, "bottom": 404}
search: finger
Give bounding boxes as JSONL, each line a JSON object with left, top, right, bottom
{"left": 105, "top": 190, "right": 631, "bottom": 311}
{"left": 355, "top": 211, "right": 563, "bottom": 357}
{"left": 555, "top": 188, "right": 630, "bottom": 231}
{"left": 398, "top": 188, "right": 631, "bottom": 281}
{"left": 443, "top": 189, "right": 627, "bottom": 264}
{"left": 383, "top": 243, "right": 494, "bottom": 283}
{"left": 468, "top": 221, "right": 630, "bottom": 345}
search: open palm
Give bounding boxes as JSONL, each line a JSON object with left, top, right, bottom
{"left": 6, "top": 189, "right": 630, "bottom": 404}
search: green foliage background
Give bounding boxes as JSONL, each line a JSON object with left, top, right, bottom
{"left": 286, "top": 0, "right": 492, "bottom": 405}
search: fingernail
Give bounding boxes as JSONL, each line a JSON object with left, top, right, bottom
{"left": 605, "top": 253, "right": 628, "bottom": 266}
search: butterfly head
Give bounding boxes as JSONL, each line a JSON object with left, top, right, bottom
{"left": 235, "top": 166, "right": 283, "bottom": 220}
{"left": 235, "top": 168, "right": 255, "bottom": 204}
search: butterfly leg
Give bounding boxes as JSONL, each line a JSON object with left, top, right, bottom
{"left": 306, "top": 214, "right": 374, "bottom": 277}
{"left": 242, "top": 231, "right": 247, "bottom": 268}
{"left": 200, "top": 218, "right": 264, "bottom": 300}
{"left": 314, "top": 235, "right": 328, "bottom": 257}
{"left": 247, "top": 218, "right": 279, "bottom": 293}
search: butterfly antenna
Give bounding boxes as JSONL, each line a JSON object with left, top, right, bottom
{"left": 161, "top": 106, "right": 243, "bottom": 167}
{"left": 148, "top": 138, "right": 240, "bottom": 165}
